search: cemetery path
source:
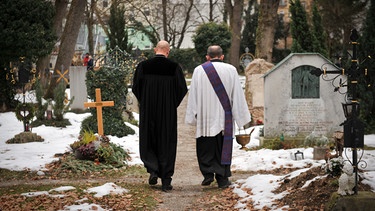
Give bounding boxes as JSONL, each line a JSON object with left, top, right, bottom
{"left": 155, "top": 94, "right": 203, "bottom": 210}
{"left": 156, "top": 94, "right": 254, "bottom": 210}
{"left": 0, "top": 94, "right": 254, "bottom": 210}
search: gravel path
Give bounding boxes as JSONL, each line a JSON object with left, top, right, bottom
{"left": 155, "top": 94, "right": 205, "bottom": 210}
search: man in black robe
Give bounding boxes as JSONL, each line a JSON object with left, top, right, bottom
{"left": 132, "top": 40, "right": 187, "bottom": 192}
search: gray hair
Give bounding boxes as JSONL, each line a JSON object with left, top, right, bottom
{"left": 207, "top": 45, "right": 223, "bottom": 58}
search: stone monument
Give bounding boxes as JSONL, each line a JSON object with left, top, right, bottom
{"left": 70, "top": 66, "right": 87, "bottom": 110}
{"left": 244, "top": 59, "right": 274, "bottom": 125}
{"left": 263, "top": 53, "right": 345, "bottom": 138}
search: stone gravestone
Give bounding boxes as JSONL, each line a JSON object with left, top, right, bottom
{"left": 244, "top": 59, "right": 274, "bottom": 125}
{"left": 126, "top": 90, "right": 139, "bottom": 113}
{"left": 69, "top": 66, "right": 87, "bottom": 110}
{"left": 263, "top": 53, "right": 345, "bottom": 138}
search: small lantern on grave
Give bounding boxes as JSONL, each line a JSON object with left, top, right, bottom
{"left": 18, "top": 57, "right": 31, "bottom": 84}
{"left": 341, "top": 101, "right": 364, "bottom": 148}
{"left": 46, "top": 100, "right": 53, "bottom": 120}
{"left": 25, "top": 121, "right": 30, "bottom": 132}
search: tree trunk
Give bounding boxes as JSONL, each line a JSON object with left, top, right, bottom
{"left": 87, "top": 0, "right": 96, "bottom": 56}
{"left": 225, "top": 0, "right": 244, "bottom": 70}
{"left": 255, "top": 0, "right": 280, "bottom": 62}
{"left": 45, "top": 0, "right": 87, "bottom": 99}
{"left": 36, "top": 0, "right": 68, "bottom": 89}
{"left": 209, "top": 0, "right": 214, "bottom": 22}
{"left": 162, "top": 0, "right": 168, "bottom": 40}
{"left": 176, "top": 0, "right": 194, "bottom": 49}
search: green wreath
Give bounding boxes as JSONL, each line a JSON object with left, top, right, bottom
{"left": 15, "top": 103, "right": 35, "bottom": 122}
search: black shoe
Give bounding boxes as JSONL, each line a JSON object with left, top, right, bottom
{"left": 201, "top": 177, "right": 214, "bottom": 186}
{"left": 162, "top": 184, "right": 173, "bottom": 192}
{"left": 148, "top": 173, "right": 158, "bottom": 185}
{"left": 218, "top": 180, "right": 231, "bottom": 189}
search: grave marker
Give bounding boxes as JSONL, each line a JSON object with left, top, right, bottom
{"left": 70, "top": 66, "right": 87, "bottom": 110}
{"left": 263, "top": 53, "right": 345, "bottom": 138}
{"left": 84, "top": 88, "right": 114, "bottom": 135}
{"left": 56, "top": 69, "right": 69, "bottom": 84}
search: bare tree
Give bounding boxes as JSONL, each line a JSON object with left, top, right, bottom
{"left": 166, "top": 0, "right": 195, "bottom": 48}
{"left": 45, "top": 0, "right": 87, "bottom": 98}
{"left": 209, "top": 0, "right": 214, "bottom": 21}
{"left": 123, "top": 0, "right": 160, "bottom": 45}
{"left": 93, "top": 3, "right": 110, "bottom": 36}
{"left": 255, "top": 0, "right": 280, "bottom": 62}
{"left": 192, "top": 0, "right": 224, "bottom": 24}
{"left": 225, "top": 0, "right": 244, "bottom": 69}
{"left": 162, "top": 0, "right": 168, "bottom": 40}
{"left": 123, "top": 0, "right": 196, "bottom": 49}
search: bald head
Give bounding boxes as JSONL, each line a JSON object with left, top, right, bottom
{"left": 206, "top": 45, "right": 224, "bottom": 61}
{"left": 154, "top": 40, "right": 170, "bottom": 57}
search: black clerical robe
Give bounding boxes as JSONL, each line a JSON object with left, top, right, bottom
{"left": 132, "top": 55, "right": 187, "bottom": 181}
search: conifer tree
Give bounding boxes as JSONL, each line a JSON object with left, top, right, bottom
{"left": 289, "top": 0, "right": 314, "bottom": 53}
{"left": 317, "top": 0, "right": 367, "bottom": 59}
{"left": 311, "top": 2, "right": 328, "bottom": 57}
{"left": 241, "top": 0, "right": 258, "bottom": 55}
{"left": 107, "top": 0, "right": 132, "bottom": 52}
{"left": 358, "top": 0, "right": 375, "bottom": 133}
{"left": 0, "top": 0, "right": 55, "bottom": 110}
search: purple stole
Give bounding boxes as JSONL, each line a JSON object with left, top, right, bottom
{"left": 201, "top": 61, "right": 233, "bottom": 165}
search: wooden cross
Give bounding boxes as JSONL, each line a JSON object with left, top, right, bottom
{"left": 56, "top": 69, "right": 69, "bottom": 83}
{"left": 84, "top": 88, "right": 114, "bottom": 136}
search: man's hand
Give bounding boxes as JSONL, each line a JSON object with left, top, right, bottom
{"left": 243, "top": 122, "right": 252, "bottom": 129}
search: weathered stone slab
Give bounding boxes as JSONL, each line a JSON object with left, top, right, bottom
{"left": 69, "top": 66, "right": 87, "bottom": 110}
{"left": 244, "top": 59, "right": 274, "bottom": 125}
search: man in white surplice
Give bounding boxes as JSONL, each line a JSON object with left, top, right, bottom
{"left": 185, "top": 45, "right": 251, "bottom": 189}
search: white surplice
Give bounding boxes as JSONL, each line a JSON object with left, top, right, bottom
{"left": 185, "top": 61, "right": 251, "bottom": 138}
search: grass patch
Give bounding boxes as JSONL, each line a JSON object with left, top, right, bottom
{"left": 0, "top": 168, "right": 35, "bottom": 182}
{"left": 30, "top": 118, "right": 71, "bottom": 128}
{"left": 43, "top": 153, "right": 146, "bottom": 179}
{"left": 0, "top": 156, "right": 157, "bottom": 210}
{"left": 0, "top": 181, "right": 159, "bottom": 210}
{"left": 0, "top": 183, "right": 56, "bottom": 195}
{"left": 364, "top": 145, "right": 375, "bottom": 150}
{"left": 0, "top": 154, "right": 147, "bottom": 181}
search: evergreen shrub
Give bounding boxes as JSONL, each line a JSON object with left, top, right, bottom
{"left": 34, "top": 79, "right": 47, "bottom": 121}
{"left": 82, "top": 66, "right": 135, "bottom": 137}
{"left": 141, "top": 48, "right": 201, "bottom": 74}
{"left": 169, "top": 48, "right": 201, "bottom": 73}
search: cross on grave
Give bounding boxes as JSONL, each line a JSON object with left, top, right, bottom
{"left": 84, "top": 88, "right": 114, "bottom": 136}
{"left": 56, "top": 69, "right": 69, "bottom": 83}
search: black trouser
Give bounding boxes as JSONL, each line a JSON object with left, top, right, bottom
{"left": 196, "top": 132, "right": 231, "bottom": 185}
